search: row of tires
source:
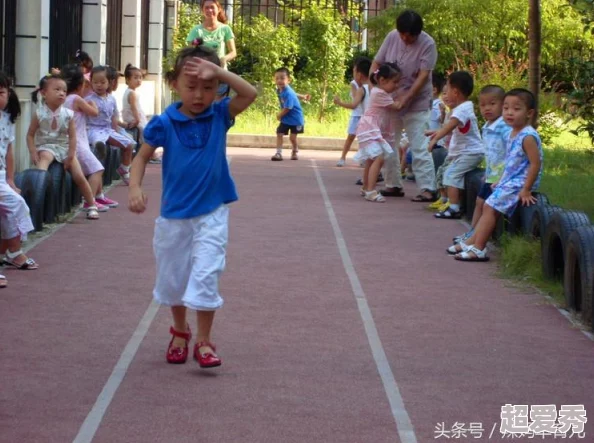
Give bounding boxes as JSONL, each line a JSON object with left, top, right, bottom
{"left": 14, "top": 145, "right": 123, "bottom": 231}
{"left": 432, "top": 149, "right": 593, "bottom": 330}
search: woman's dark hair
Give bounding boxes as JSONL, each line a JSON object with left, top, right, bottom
{"left": 447, "top": 71, "right": 474, "bottom": 98}
{"left": 202, "top": 0, "right": 227, "bottom": 24}
{"left": 0, "top": 72, "right": 21, "bottom": 123}
{"left": 124, "top": 63, "right": 142, "bottom": 80}
{"left": 505, "top": 88, "right": 536, "bottom": 110}
{"left": 30, "top": 74, "right": 64, "bottom": 104}
{"left": 396, "top": 10, "right": 423, "bottom": 36}
{"left": 370, "top": 62, "right": 401, "bottom": 86}
{"left": 74, "top": 49, "right": 93, "bottom": 71}
{"left": 61, "top": 64, "right": 85, "bottom": 94}
{"left": 90, "top": 65, "right": 109, "bottom": 79}
{"left": 354, "top": 57, "right": 372, "bottom": 77}
{"left": 165, "top": 44, "right": 220, "bottom": 84}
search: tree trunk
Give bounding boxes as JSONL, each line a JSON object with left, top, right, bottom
{"left": 528, "top": 0, "right": 541, "bottom": 127}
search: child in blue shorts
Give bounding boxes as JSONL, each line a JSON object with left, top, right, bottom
{"left": 271, "top": 67, "right": 310, "bottom": 161}
{"left": 453, "top": 85, "right": 511, "bottom": 244}
{"left": 448, "top": 89, "right": 543, "bottom": 261}
{"left": 128, "top": 43, "right": 257, "bottom": 367}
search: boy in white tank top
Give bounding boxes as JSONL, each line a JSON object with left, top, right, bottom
{"left": 333, "top": 57, "right": 372, "bottom": 167}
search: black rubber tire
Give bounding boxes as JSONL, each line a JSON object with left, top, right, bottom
{"left": 111, "top": 147, "right": 121, "bottom": 181}
{"left": 529, "top": 202, "right": 561, "bottom": 240}
{"left": 563, "top": 225, "right": 594, "bottom": 328}
{"left": 48, "top": 161, "right": 67, "bottom": 216}
{"left": 14, "top": 169, "right": 52, "bottom": 231}
{"left": 431, "top": 147, "right": 447, "bottom": 173}
{"left": 63, "top": 171, "right": 73, "bottom": 213}
{"left": 542, "top": 210, "right": 591, "bottom": 281}
{"left": 519, "top": 193, "right": 550, "bottom": 237}
{"left": 102, "top": 146, "right": 112, "bottom": 186}
{"left": 463, "top": 168, "right": 485, "bottom": 221}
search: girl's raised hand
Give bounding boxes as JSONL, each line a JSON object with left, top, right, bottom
{"left": 184, "top": 57, "right": 221, "bottom": 81}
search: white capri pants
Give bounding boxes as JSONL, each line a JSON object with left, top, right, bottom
{"left": 0, "top": 171, "right": 34, "bottom": 240}
{"left": 153, "top": 205, "right": 229, "bottom": 311}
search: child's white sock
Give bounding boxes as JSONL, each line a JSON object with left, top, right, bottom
{"left": 449, "top": 203, "right": 460, "bottom": 212}
{"left": 276, "top": 147, "right": 282, "bottom": 155}
{"left": 441, "top": 196, "right": 448, "bottom": 203}
{"left": 96, "top": 192, "right": 105, "bottom": 199}
{"left": 120, "top": 164, "right": 130, "bottom": 172}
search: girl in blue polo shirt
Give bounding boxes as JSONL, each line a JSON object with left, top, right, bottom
{"left": 128, "top": 43, "right": 257, "bottom": 368}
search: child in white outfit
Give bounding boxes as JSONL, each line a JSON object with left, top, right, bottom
{"left": 0, "top": 73, "right": 37, "bottom": 279}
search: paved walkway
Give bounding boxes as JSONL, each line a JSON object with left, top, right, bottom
{"left": 1, "top": 148, "right": 593, "bottom": 443}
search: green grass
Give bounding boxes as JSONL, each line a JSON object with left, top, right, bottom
{"left": 230, "top": 107, "right": 350, "bottom": 137}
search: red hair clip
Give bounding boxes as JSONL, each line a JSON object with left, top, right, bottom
{"left": 192, "top": 38, "right": 204, "bottom": 47}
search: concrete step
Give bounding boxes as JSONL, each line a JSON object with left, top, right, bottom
{"left": 227, "top": 133, "right": 358, "bottom": 151}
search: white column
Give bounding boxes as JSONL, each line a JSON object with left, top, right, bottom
{"left": 82, "top": 0, "right": 108, "bottom": 65}
{"left": 121, "top": 0, "right": 142, "bottom": 69}
{"left": 14, "top": 0, "right": 50, "bottom": 89}
{"left": 147, "top": 0, "right": 165, "bottom": 114}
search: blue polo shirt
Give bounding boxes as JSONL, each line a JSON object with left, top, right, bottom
{"left": 277, "top": 85, "right": 304, "bottom": 126}
{"left": 143, "top": 98, "right": 238, "bottom": 219}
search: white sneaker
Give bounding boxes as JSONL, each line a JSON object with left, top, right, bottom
{"left": 336, "top": 159, "right": 345, "bottom": 167}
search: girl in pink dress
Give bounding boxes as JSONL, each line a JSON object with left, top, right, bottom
{"left": 354, "top": 62, "right": 402, "bottom": 202}
{"left": 63, "top": 65, "right": 118, "bottom": 211}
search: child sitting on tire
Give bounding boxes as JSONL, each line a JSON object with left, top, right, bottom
{"left": 453, "top": 85, "right": 511, "bottom": 244}
{"left": 447, "top": 88, "right": 543, "bottom": 262}
{"left": 0, "top": 72, "right": 38, "bottom": 277}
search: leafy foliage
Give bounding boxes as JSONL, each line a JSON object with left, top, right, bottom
{"left": 163, "top": 3, "right": 202, "bottom": 73}
{"left": 562, "top": 58, "right": 594, "bottom": 145}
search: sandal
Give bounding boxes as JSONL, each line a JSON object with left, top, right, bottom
{"left": 447, "top": 241, "right": 470, "bottom": 255}
{"left": 455, "top": 246, "right": 489, "bottom": 262}
{"left": 194, "top": 340, "right": 222, "bottom": 368}
{"left": 167, "top": 326, "right": 192, "bottom": 364}
{"left": 3, "top": 250, "right": 39, "bottom": 270}
{"left": 435, "top": 208, "right": 462, "bottom": 219}
{"left": 365, "top": 190, "right": 386, "bottom": 203}
{"left": 380, "top": 187, "right": 405, "bottom": 197}
{"left": 411, "top": 191, "right": 437, "bottom": 203}
{"left": 86, "top": 206, "right": 100, "bottom": 220}
{"left": 0, "top": 274, "right": 6, "bottom": 288}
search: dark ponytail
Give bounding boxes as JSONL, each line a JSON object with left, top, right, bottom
{"left": 370, "top": 62, "right": 401, "bottom": 86}
{"left": 0, "top": 72, "right": 21, "bottom": 123}
{"left": 30, "top": 73, "right": 63, "bottom": 104}
{"left": 124, "top": 63, "right": 141, "bottom": 80}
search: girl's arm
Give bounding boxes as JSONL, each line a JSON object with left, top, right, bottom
{"left": 128, "top": 143, "right": 155, "bottom": 214}
{"left": 64, "top": 119, "right": 77, "bottom": 170}
{"left": 111, "top": 114, "right": 120, "bottom": 131}
{"left": 334, "top": 85, "right": 364, "bottom": 110}
{"left": 128, "top": 91, "right": 141, "bottom": 127}
{"left": 221, "top": 39, "right": 237, "bottom": 68}
{"left": 277, "top": 108, "right": 290, "bottom": 121}
{"left": 427, "top": 117, "right": 460, "bottom": 151}
{"left": 296, "top": 93, "right": 311, "bottom": 102}
{"left": 26, "top": 115, "right": 40, "bottom": 165}
{"left": 6, "top": 143, "right": 18, "bottom": 192}
{"left": 184, "top": 57, "right": 257, "bottom": 118}
{"left": 75, "top": 96, "right": 99, "bottom": 117}
{"left": 518, "top": 135, "right": 541, "bottom": 206}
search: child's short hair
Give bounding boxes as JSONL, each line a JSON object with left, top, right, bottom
{"left": 124, "top": 63, "right": 142, "bottom": 80}
{"left": 480, "top": 85, "right": 505, "bottom": 100}
{"left": 275, "top": 67, "right": 291, "bottom": 77}
{"left": 30, "top": 74, "right": 64, "bottom": 104}
{"left": 106, "top": 66, "right": 121, "bottom": 83}
{"left": 447, "top": 71, "right": 474, "bottom": 98}
{"left": 505, "top": 88, "right": 536, "bottom": 110}
{"left": 370, "top": 62, "right": 401, "bottom": 86}
{"left": 432, "top": 72, "right": 446, "bottom": 94}
{"left": 354, "top": 57, "right": 372, "bottom": 77}
{"left": 164, "top": 44, "right": 220, "bottom": 84}
{"left": 74, "top": 49, "right": 93, "bottom": 71}
{"left": 0, "top": 72, "right": 21, "bottom": 123}
{"left": 90, "top": 65, "right": 109, "bottom": 79}
{"left": 61, "top": 64, "right": 85, "bottom": 94}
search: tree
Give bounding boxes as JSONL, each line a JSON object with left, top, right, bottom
{"left": 529, "top": 0, "right": 541, "bottom": 126}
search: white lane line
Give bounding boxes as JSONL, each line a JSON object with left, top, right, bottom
{"left": 73, "top": 301, "right": 160, "bottom": 443}
{"left": 312, "top": 160, "right": 418, "bottom": 443}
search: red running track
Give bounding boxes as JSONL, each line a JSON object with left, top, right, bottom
{"left": 1, "top": 148, "right": 592, "bottom": 443}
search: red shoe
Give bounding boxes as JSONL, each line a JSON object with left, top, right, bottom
{"left": 194, "top": 341, "right": 222, "bottom": 368}
{"left": 166, "top": 326, "right": 192, "bottom": 364}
